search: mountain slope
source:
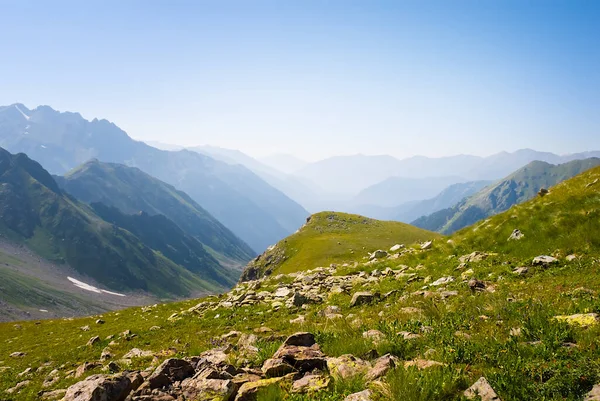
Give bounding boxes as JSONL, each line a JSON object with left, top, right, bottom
{"left": 0, "top": 104, "right": 309, "bottom": 252}
{"left": 240, "top": 211, "right": 440, "bottom": 280}
{"left": 55, "top": 160, "right": 255, "bottom": 268}
{"left": 413, "top": 158, "right": 600, "bottom": 234}
{"left": 0, "top": 147, "right": 232, "bottom": 300}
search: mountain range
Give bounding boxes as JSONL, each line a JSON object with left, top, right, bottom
{"left": 0, "top": 104, "right": 309, "bottom": 252}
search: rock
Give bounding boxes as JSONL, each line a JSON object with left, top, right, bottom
{"left": 350, "top": 292, "right": 376, "bottom": 307}
{"left": 532, "top": 255, "right": 558, "bottom": 266}
{"left": 273, "top": 343, "right": 327, "bottom": 373}
{"left": 390, "top": 244, "right": 404, "bottom": 252}
{"left": 100, "top": 348, "right": 112, "bottom": 361}
{"left": 508, "top": 229, "right": 524, "bottom": 241}
{"left": 235, "top": 377, "right": 284, "bottom": 401}
{"left": 585, "top": 384, "right": 600, "bottom": 400}
{"left": 43, "top": 371, "right": 61, "bottom": 388}
{"left": 238, "top": 333, "right": 258, "bottom": 349}
{"left": 200, "top": 348, "right": 229, "bottom": 365}
{"left": 366, "top": 354, "right": 397, "bottom": 381}
{"left": 404, "top": 359, "right": 445, "bottom": 369}
{"left": 566, "top": 254, "right": 578, "bottom": 262}
{"left": 509, "top": 328, "right": 522, "bottom": 337}
{"left": 538, "top": 188, "right": 549, "bottom": 197}
{"left": 454, "top": 331, "right": 472, "bottom": 340}
{"left": 459, "top": 252, "right": 489, "bottom": 263}
{"left": 146, "top": 358, "right": 195, "bottom": 389}
{"left": 421, "top": 241, "right": 433, "bottom": 250}
{"left": 397, "top": 331, "right": 421, "bottom": 340}
{"left": 221, "top": 331, "right": 242, "bottom": 340}
{"left": 96, "top": 319, "right": 105, "bottom": 325}
{"left": 5, "top": 380, "right": 30, "bottom": 394}
{"left": 344, "top": 389, "right": 373, "bottom": 401}
{"left": 149, "top": 326, "right": 161, "bottom": 331}
{"left": 122, "top": 348, "right": 154, "bottom": 359}
{"left": 75, "top": 362, "right": 101, "bottom": 378}
{"left": 288, "top": 292, "right": 316, "bottom": 307}
{"left": 290, "top": 315, "right": 306, "bottom": 324}
{"left": 18, "top": 367, "right": 33, "bottom": 377}
{"left": 327, "top": 355, "right": 371, "bottom": 379}
{"left": 554, "top": 313, "right": 599, "bottom": 327}
{"left": 282, "top": 332, "right": 315, "bottom": 347}
{"left": 87, "top": 336, "right": 100, "bottom": 347}
{"left": 81, "top": 325, "right": 91, "bottom": 331}
{"left": 10, "top": 351, "right": 26, "bottom": 358}
{"left": 400, "top": 307, "right": 423, "bottom": 314}
{"left": 274, "top": 287, "right": 291, "bottom": 297}
{"left": 39, "top": 389, "right": 67, "bottom": 400}
{"left": 464, "top": 377, "right": 501, "bottom": 400}
{"left": 369, "top": 250, "right": 388, "bottom": 260}
{"left": 362, "top": 330, "right": 385, "bottom": 344}
{"left": 468, "top": 278, "right": 486, "bottom": 291}
{"left": 512, "top": 267, "right": 529, "bottom": 275}
{"left": 180, "top": 377, "right": 236, "bottom": 401}
{"left": 104, "top": 362, "right": 121, "bottom": 373}
{"left": 431, "top": 276, "right": 454, "bottom": 286}
{"left": 291, "top": 374, "right": 330, "bottom": 393}
{"left": 63, "top": 373, "right": 134, "bottom": 401}
{"left": 262, "top": 358, "right": 295, "bottom": 377}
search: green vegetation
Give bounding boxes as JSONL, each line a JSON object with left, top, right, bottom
{"left": 241, "top": 211, "right": 439, "bottom": 280}
{"left": 413, "top": 158, "right": 600, "bottom": 234}
{"left": 57, "top": 160, "right": 255, "bottom": 267}
{"left": 2, "top": 165, "right": 600, "bottom": 400}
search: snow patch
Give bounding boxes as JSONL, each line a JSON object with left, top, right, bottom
{"left": 14, "top": 105, "right": 30, "bottom": 120}
{"left": 67, "top": 277, "right": 126, "bottom": 297}
{"left": 39, "top": 309, "right": 48, "bottom": 312}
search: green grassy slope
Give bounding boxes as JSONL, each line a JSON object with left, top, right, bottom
{"left": 413, "top": 158, "right": 600, "bottom": 234}
{"left": 2, "top": 166, "right": 600, "bottom": 401}
{"left": 240, "top": 211, "right": 440, "bottom": 280}
{"left": 0, "top": 148, "right": 228, "bottom": 299}
{"left": 57, "top": 160, "right": 255, "bottom": 267}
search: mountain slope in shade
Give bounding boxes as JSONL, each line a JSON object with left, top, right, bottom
{"left": 0, "top": 104, "right": 309, "bottom": 252}
{"left": 0, "top": 147, "right": 232, "bottom": 300}
{"left": 55, "top": 160, "right": 255, "bottom": 268}
{"left": 413, "top": 158, "right": 600, "bottom": 234}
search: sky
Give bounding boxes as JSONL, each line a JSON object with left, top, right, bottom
{"left": 1, "top": 0, "right": 599, "bottom": 161}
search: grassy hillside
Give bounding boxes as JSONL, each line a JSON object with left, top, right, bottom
{"left": 57, "top": 160, "right": 255, "bottom": 268}
{"left": 0, "top": 148, "right": 231, "bottom": 301}
{"left": 2, "top": 167, "right": 600, "bottom": 400}
{"left": 240, "top": 211, "right": 440, "bottom": 280}
{"left": 413, "top": 158, "right": 600, "bottom": 234}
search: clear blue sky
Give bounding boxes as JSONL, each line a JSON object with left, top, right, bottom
{"left": 1, "top": 0, "right": 598, "bottom": 160}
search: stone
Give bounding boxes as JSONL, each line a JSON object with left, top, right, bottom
{"left": 400, "top": 307, "right": 423, "bottom": 314}
{"left": 81, "top": 325, "right": 91, "bottom": 331}
{"left": 327, "top": 355, "right": 371, "bottom": 379}
{"left": 366, "top": 354, "right": 397, "bottom": 381}
{"left": 76, "top": 362, "right": 102, "bottom": 378}
{"left": 350, "top": 292, "right": 376, "bottom": 307}
{"left": 362, "top": 330, "right": 385, "bottom": 344}
{"left": 100, "top": 348, "right": 112, "bottom": 361}
{"left": 369, "top": 250, "right": 388, "bottom": 260}
{"left": 532, "top": 255, "right": 558, "bottom": 266}
{"left": 10, "top": 351, "right": 26, "bottom": 358}
{"left": 344, "top": 389, "right": 373, "bottom": 401}
{"left": 282, "top": 332, "right": 315, "bottom": 347}
{"left": 404, "top": 359, "right": 445, "bottom": 369}
{"left": 221, "top": 331, "right": 242, "bottom": 340}
{"left": 421, "top": 241, "right": 433, "bottom": 250}
{"left": 122, "top": 348, "right": 154, "bottom": 359}
{"left": 5, "top": 380, "right": 30, "bottom": 394}
{"left": 96, "top": 319, "right": 105, "bottom": 325}
{"left": 180, "top": 377, "right": 236, "bottom": 401}
{"left": 200, "top": 348, "right": 229, "bottom": 365}
{"left": 273, "top": 343, "right": 327, "bottom": 373}
{"left": 62, "top": 373, "right": 134, "bottom": 401}
{"left": 508, "top": 229, "right": 524, "bottom": 241}
{"left": 566, "top": 254, "right": 578, "bottom": 262}
{"left": 149, "top": 326, "right": 161, "bottom": 331}
{"left": 390, "top": 244, "right": 404, "bottom": 252}
{"left": 512, "top": 267, "right": 529, "bottom": 275}
{"left": 431, "top": 276, "right": 454, "bottom": 286}
{"left": 585, "top": 384, "right": 600, "bottom": 400}
{"left": 87, "top": 336, "right": 100, "bottom": 347}
{"left": 397, "top": 331, "right": 421, "bottom": 340}
{"left": 235, "top": 377, "right": 284, "bottom": 401}
{"left": 290, "top": 315, "right": 306, "bottom": 324}
{"left": 464, "top": 376, "right": 501, "bottom": 400}
{"left": 468, "top": 279, "right": 486, "bottom": 291}
{"left": 459, "top": 252, "right": 489, "bottom": 263}
{"left": 291, "top": 374, "right": 330, "bottom": 393}
{"left": 554, "top": 313, "right": 599, "bottom": 327}
{"left": 146, "top": 358, "right": 195, "bottom": 389}
{"left": 275, "top": 287, "right": 291, "bottom": 297}
{"left": 262, "top": 358, "right": 295, "bottom": 377}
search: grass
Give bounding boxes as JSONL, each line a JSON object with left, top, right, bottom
{"left": 243, "top": 211, "right": 439, "bottom": 278}
{"left": 2, "top": 167, "right": 600, "bottom": 400}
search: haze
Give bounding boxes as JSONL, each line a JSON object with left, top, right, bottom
{"left": 1, "top": 0, "right": 599, "bottom": 161}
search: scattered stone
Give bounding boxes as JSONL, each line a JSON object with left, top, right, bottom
{"left": 344, "top": 389, "right": 373, "bottom": 401}
{"left": 96, "top": 319, "right": 105, "bottom": 325}
{"left": 512, "top": 267, "right": 529, "bottom": 275}
{"left": 291, "top": 373, "right": 330, "bottom": 393}
{"left": 538, "top": 188, "right": 549, "bottom": 197}
{"left": 10, "top": 351, "right": 26, "bottom": 358}
{"left": 397, "top": 331, "right": 421, "bottom": 340}
{"left": 464, "top": 376, "right": 501, "bottom": 400}
{"left": 275, "top": 287, "right": 291, "bottom": 297}
{"left": 282, "top": 332, "right": 315, "bottom": 347}
{"left": 5, "top": 380, "right": 30, "bottom": 394}
{"left": 75, "top": 362, "right": 102, "bottom": 378}
{"left": 290, "top": 315, "right": 306, "bottom": 324}
{"left": 81, "top": 325, "right": 91, "bottom": 332}
{"left": 18, "top": 367, "right": 33, "bottom": 377}
{"left": 431, "top": 276, "right": 454, "bottom": 286}
{"left": 350, "top": 292, "right": 376, "bottom": 307}
{"left": 468, "top": 278, "right": 486, "bottom": 292}
{"left": 509, "top": 328, "right": 522, "bottom": 337}
{"left": 389, "top": 244, "right": 404, "bottom": 252}
{"left": 584, "top": 383, "right": 600, "bottom": 400}
{"left": 149, "top": 326, "right": 161, "bottom": 331}
{"left": 404, "top": 359, "right": 445, "bottom": 369}
{"left": 87, "top": 336, "right": 100, "bottom": 347}
{"left": 100, "top": 348, "right": 112, "bottom": 361}
{"left": 459, "top": 252, "right": 489, "bottom": 263}
{"left": 566, "top": 254, "right": 578, "bottom": 262}
{"left": 421, "top": 241, "right": 433, "bottom": 250}
{"left": 362, "top": 330, "right": 385, "bottom": 344}
{"left": 39, "top": 389, "right": 67, "bottom": 400}
{"left": 532, "top": 255, "right": 558, "bottom": 266}
{"left": 146, "top": 358, "right": 195, "bottom": 389}
{"left": 454, "top": 331, "right": 472, "bottom": 340}
{"left": 262, "top": 358, "right": 295, "bottom": 377}
{"left": 122, "top": 348, "right": 154, "bottom": 359}
{"left": 235, "top": 377, "right": 284, "bottom": 401}
{"left": 400, "top": 307, "right": 423, "bottom": 314}
{"left": 554, "top": 313, "right": 599, "bottom": 327}
{"left": 369, "top": 250, "right": 388, "bottom": 260}
{"left": 181, "top": 377, "right": 236, "bottom": 401}
{"left": 327, "top": 355, "right": 371, "bottom": 379}
{"left": 508, "top": 229, "right": 524, "bottom": 241}
{"left": 366, "top": 354, "right": 397, "bottom": 381}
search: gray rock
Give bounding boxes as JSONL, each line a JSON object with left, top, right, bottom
{"left": 63, "top": 373, "right": 134, "bottom": 401}
{"left": 344, "top": 389, "right": 373, "bottom": 401}
{"left": 508, "top": 229, "right": 524, "bottom": 241}
{"left": 532, "top": 255, "right": 558, "bottom": 266}
{"left": 87, "top": 336, "right": 100, "bottom": 347}
{"left": 282, "top": 332, "right": 315, "bottom": 347}
{"left": 464, "top": 376, "right": 501, "bottom": 400}
{"left": 421, "top": 241, "right": 433, "bottom": 250}
{"left": 350, "top": 292, "right": 376, "bottom": 307}
{"left": 327, "top": 355, "right": 371, "bottom": 379}
{"left": 291, "top": 374, "right": 330, "bottom": 393}
{"left": 180, "top": 377, "right": 236, "bottom": 401}
{"left": 512, "top": 266, "right": 529, "bottom": 275}
{"left": 369, "top": 250, "right": 388, "bottom": 260}
{"left": 261, "top": 358, "right": 295, "bottom": 377}
{"left": 585, "top": 384, "right": 600, "bottom": 400}
{"left": 389, "top": 244, "right": 404, "bottom": 252}
{"left": 146, "top": 358, "right": 194, "bottom": 389}
{"left": 366, "top": 354, "right": 397, "bottom": 381}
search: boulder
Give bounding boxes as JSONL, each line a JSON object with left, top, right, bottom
{"left": 75, "top": 362, "right": 102, "bottom": 378}
{"left": 508, "top": 229, "right": 524, "bottom": 241}
{"left": 327, "top": 355, "right": 371, "bottom": 380}
{"left": 362, "top": 330, "right": 385, "bottom": 344}
{"left": 350, "top": 292, "right": 376, "bottom": 307}
{"left": 274, "top": 287, "right": 291, "bottom": 297}
{"left": 63, "top": 373, "right": 134, "bottom": 401}
{"left": 369, "top": 250, "right": 388, "bottom": 260}
{"left": 146, "top": 358, "right": 194, "bottom": 389}
{"left": 464, "top": 377, "right": 501, "bottom": 400}
{"left": 273, "top": 344, "right": 327, "bottom": 372}
{"left": 554, "top": 313, "right": 599, "bottom": 327}
{"left": 431, "top": 276, "right": 454, "bottom": 286}
{"left": 87, "top": 336, "right": 100, "bottom": 346}
{"left": 390, "top": 244, "right": 404, "bottom": 252}
{"left": 235, "top": 377, "right": 284, "bottom": 401}
{"left": 282, "top": 332, "right": 315, "bottom": 347}
{"left": 261, "top": 358, "right": 295, "bottom": 378}
{"left": 532, "top": 255, "right": 558, "bottom": 266}
{"left": 421, "top": 241, "right": 433, "bottom": 250}
{"left": 180, "top": 377, "right": 237, "bottom": 401}
{"left": 366, "top": 354, "right": 397, "bottom": 381}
